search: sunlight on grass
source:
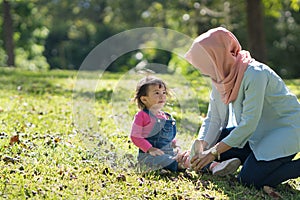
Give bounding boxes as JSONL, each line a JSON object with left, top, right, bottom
{"left": 0, "top": 67, "right": 299, "bottom": 199}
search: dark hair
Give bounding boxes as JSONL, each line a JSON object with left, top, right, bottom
{"left": 134, "top": 76, "right": 168, "bottom": 109}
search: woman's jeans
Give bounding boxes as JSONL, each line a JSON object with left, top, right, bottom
{"left": 219, "top": 127, "right": 300, "bottom": 189}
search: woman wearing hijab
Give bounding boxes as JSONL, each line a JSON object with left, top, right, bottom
{"left": 180, "top": 27, "right": 300, "bottom": 193}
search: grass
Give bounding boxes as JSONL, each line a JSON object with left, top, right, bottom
{"left": 0, "top": 67, "right": 299, "bottom": 199}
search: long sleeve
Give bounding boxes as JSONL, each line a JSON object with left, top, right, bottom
{"left": 130, "top": 111, "right": 153, "bottom": 153}
{"left": 199, "top": 86, "right": 228, "bottom": 148}
{"left": 131, "top": 125, "right": 153, "bottom": 153}
{"left": 222, "top": 66, "right": 267, "bottom": 148}
{"left": 223, "top": 62, "right": 300, "bottom": 160}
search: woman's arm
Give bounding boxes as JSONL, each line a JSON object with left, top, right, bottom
{"left": 200, "top": 86, "right": 228, "bottom": 148}
{"left": 222, "top": 67, "right": 268, "bottom": 148}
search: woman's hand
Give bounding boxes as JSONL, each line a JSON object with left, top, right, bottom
{"left": 190, "top": 150, "right": 215, "bottom": 171}
{"left": 147, "top": 147, "right": 164, "bottom": 156}
{"left": 190, "top": 142, "right": 232, "bottom": 171}
{"left": 190, "top": 139, "right": 208, "bottom": 157}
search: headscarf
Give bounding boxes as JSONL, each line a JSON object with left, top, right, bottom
{"left": 185, "top": 27, "right": 252, "bottom": 104}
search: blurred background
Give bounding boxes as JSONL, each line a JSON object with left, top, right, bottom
{"left": 1, "top": 0, "right": 300, "bottom": 78}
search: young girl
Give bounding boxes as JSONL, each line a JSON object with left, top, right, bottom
{"left": 130, "top": 76, "right": 180, "bottom": 172}
{"left": 131, "top": 76, "right": 241, "bottom": 174}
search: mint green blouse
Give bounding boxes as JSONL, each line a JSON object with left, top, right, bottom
{"left": 199, "top": 60, "right": 300, "bottom": 161}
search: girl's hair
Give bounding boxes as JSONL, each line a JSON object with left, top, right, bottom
{"left": 134, "top": 76, "right": 168, "bottom": 109}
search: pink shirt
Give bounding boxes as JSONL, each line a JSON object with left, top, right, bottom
{"left": 130, "top": 110, "right": 169, "bottom": 153}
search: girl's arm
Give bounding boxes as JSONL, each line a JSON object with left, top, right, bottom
{"left": 130, "top": 111, "right": 164, "bottom": 155}
{"left": 131, "top": 133, "right": 164, "bottom": 156}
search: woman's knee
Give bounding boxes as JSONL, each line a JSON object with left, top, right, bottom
{"left": 237, "top": 153, "right": 265, "bottom": 189}
{"left": 237, "top": 169, "right": 263, "bottom": 189}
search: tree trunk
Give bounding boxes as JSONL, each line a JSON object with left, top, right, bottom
{"left": 3, "top": 0, "right": 15, "bottom": 67}
{"left": 246, "top": 0, "right": 266, "bottom": 62}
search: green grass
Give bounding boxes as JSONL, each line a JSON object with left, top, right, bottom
{"left": 0, "top": 67, "right": 299, "bottom": 199}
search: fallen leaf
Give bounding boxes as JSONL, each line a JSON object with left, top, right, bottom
{"left": 9, "top": 135, "right": 20, "bottom": 145}
{"left": 116, "top": 174, "right": 126, "bottom": 182}
{"left": 3, "top": 156, "right": 19, "bottom": 164}
{"left": 263, "top": 186, "right": 283, "bottom": 199}
{"left": 54, "top": 137, "right": 61, "bottom": 143}
{"left": 102, "top": 167, "right": 112, "bottom": 176}
{"left": 202, "top": 193, "right": 215, "bottom": 200}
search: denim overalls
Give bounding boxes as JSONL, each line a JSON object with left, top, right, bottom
{"left": 138, "top": 109, "right": 178, "bottom": 172}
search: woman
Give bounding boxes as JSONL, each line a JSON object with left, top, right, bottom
{"left": 180, "top": 27, "right": 300, "bottom": 193}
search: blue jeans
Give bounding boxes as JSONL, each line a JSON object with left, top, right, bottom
{"left": 219, "top": 127, "right": 300, "bottom": 189}
{"left": 238, "top": 152, "right": 300, "bottom": 189}
{"left": 218, "top": 127, "right": 252, "bottom": 164}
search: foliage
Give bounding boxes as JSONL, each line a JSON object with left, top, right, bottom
{"left": 0, "top": 68, "right": 299, "bottom": 199}
{"left": 263, "top": 0, "right": 300, "bottom": 78}
{"left": 0, "top": 0, "right": 300, "bottom": 77}
{"left": 0, "top": 0, "right": 50, "bottom": 70}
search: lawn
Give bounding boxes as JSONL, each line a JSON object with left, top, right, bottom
{"left": 0, "top": 67, "right": 299, "bottom": 199}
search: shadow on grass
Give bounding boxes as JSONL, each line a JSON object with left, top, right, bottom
{"left": 0, "top": 68, "right": 75, "bottom": 96}
{"left": 0, "top": 68, "right": 117, "bottom": 102}
{"left": 140, "top": 169, "right": 300, "bottom": 199}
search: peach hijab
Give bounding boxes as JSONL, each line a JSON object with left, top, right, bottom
{"left": 185, "top": 27, "right": 252, "bottom": 104}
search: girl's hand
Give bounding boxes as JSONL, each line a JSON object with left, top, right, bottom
{"left": 174, "top": 150, "right": 190, "bottom": 165}
{"left": 147, "top": 147, "right": 164, "bottom": 156}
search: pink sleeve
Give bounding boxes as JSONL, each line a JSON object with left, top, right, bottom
{"left": 130, "top": 111, "right": 153, "bottom": 153}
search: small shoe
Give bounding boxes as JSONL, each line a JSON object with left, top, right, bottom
{"left": 211, "top": 158, "right": 241, "bottom": 176}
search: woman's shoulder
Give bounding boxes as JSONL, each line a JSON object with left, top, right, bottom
{"left": 246, "top": 60, "right": 275, "bottom": 75}
{"left": 246, "top": 60, "right": 265, "bottom": 72}
{"left": 244, "top": 60, "right": 272, "bottom": 80}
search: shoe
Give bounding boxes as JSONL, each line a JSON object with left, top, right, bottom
{"left": 211, "top": 158, "right": 241, "bottom": 176}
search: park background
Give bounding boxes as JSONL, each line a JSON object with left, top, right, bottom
{"left": 0, "top": 0, "right": 300, "bottom": 199}
{"left": 1, "top": 0, "right": 300, "bottom": 78}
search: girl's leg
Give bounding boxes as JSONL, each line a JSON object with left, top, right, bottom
{"left": 138, "top": 153, "right": 178, "bottom": 172}
{"left": 238, "top": 152, "right": 297, "bottom": 189}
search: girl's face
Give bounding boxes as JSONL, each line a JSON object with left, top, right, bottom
{"left": 141, "top": 84, "right": 166, "bottom": 111}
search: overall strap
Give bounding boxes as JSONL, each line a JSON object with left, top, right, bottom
{"left": 142, "top": 108, "right": 155, "bottom": 118}
{"left": 143, "top": 108, "right": 174, "bottom": 120}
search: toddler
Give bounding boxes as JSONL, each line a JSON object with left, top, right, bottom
{"left": 131, "top": 76, "right": 240, "bottom": 175}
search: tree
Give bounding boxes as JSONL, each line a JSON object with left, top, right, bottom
{"left": 246, "top": 0, "right": 266, "bottom": 63}
{"left": 1, "top": 0, "right": 299, "bottom": 77}
{"left": 2, "top": 0, "right": 15, "bottom": 66}
{"left": 0, "top": 0, "right": 50, "bottom": 70}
